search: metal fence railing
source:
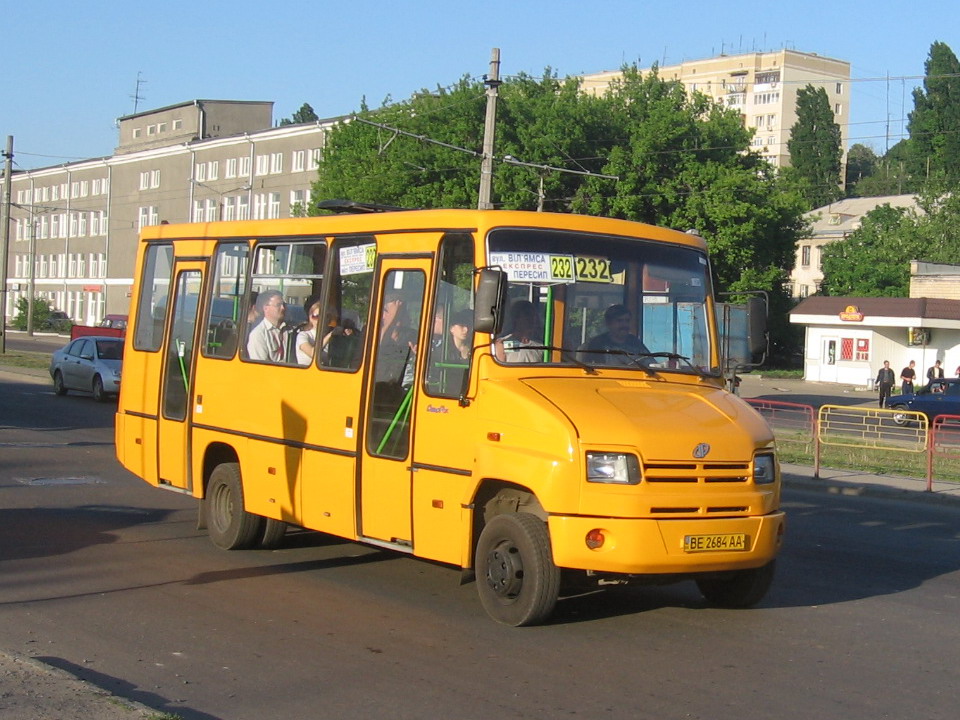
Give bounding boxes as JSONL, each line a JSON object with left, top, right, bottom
{"left": 744, "top": 398, "right": 959, "bottom": 490}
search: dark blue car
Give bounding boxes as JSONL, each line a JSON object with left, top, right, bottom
{"left": 886, "top": 378, "right": 960, "bottom": 425}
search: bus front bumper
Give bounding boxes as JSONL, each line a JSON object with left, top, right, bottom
{"left": 548, "top": 512, "right": 785, "bottom": 575}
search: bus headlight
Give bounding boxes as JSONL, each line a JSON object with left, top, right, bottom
{"left": 586, "top": 452, "right": 641, "bottom": 485}
{"left": 753, "top": 453, "right": 776, "bottom": 484}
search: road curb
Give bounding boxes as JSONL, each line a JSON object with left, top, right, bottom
{"left": 782, "top": 471, "right": 960, "bottom": 507}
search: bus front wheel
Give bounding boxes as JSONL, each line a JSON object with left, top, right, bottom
{"left": 696, "top": 560, "right": 776, "bottom": 608}
{"left": 476, "top": 513, "right": 560, "bottom": 626}
{"left": 206, "top": 463, "right": 264, "bottom": 550}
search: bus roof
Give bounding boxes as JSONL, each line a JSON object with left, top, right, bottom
{"left": 138, "top": 208, "right": 707, "bottom": 251}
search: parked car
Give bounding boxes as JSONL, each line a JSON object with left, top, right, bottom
{"left": 49, "top": 336, "right": 124, "bottom": 402}
{"left": 44, "top": 310, "right": 73, "bottom": 333}
{"left": 886, "top": 378, "right": 960, "bottom": 425}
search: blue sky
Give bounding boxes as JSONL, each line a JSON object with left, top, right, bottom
{"left": 3, "top": 1, "right": 955, "bottom": 170}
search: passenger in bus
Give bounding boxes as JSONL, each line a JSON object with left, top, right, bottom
{"left": 495, "top": 300, "right": 543, "bottom": 363}
{"left": 246, "top": 290, "right": 287, "bottom": 362}
{"left": 296, "top": 300, "right": 322, "bottom": 365}
{"left": 448, "top": 309, "right": 474, "bottom": 361}
{"left": 444, "top": 309, "right": 473, "bottom": 395}
{"left": 377, "top": 292, "right": 418, "bottom": 387}
{"left": 579, "top": 304, "right": 649, "bottom": 363}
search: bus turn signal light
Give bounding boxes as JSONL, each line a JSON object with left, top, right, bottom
{"left": 586, "top": 529, "right": 605, "bottom": 549}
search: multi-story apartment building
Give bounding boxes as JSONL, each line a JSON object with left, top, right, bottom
{"left": 4, "top": 100, "right": 334, "bottom": 325}
{"left": 580, "top": 49, "right": 850, "bottom": 169}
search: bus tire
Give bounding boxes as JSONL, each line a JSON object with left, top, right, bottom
{"left": 206, "top": 463, "right": 263, "bottom": 550}
{"left": 259, "top": 518, "right": 287, "bottom": 549}
{"left": 696, "top": 560, "right": 775, "bottom": 609}
{"left": 476, "top": 512, "right": 560, "bottom": 627}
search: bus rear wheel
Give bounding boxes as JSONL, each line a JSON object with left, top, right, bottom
{"left": 696, "top": 560, "right": 776, "bottom": 608}
{"left": 476, "top": 513, "right": 560, "bottom": 626}
{"left": 206, "top": 463, "right": 263, "bottom": 550}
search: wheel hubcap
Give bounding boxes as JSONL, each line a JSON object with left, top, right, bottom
{"left": 485, "top": 540, "right": 524, "bottom": 599}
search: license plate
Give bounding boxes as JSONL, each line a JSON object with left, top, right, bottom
{"left": 683, "top": 533, "right": 748, "bottom": 553}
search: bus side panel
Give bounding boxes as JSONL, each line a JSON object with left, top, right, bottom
{"left": 238, "top": 436, "right": 301, "bottom": 523}
{"left": 411, "top": 469, "right": 473, "bottom": 566}
{"left": 115, "top": 412, "right": 159, "bottom": 486}
{"left": 300, "top": 450, "right": 359, "bottom": 540}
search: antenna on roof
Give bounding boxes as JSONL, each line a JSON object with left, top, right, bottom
{"left": 315, "top": 199, "right": 412, "bottom": 214}
{"left": 131, "top": 72, "right": 146, "bottom": 114}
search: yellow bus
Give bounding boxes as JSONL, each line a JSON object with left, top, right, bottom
{"left": 115, "top": 207, "right": 784, "bottom": 626}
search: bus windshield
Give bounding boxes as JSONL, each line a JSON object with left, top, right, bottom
{"left": 487, "top": 228, "right": 718, "bottom": 375}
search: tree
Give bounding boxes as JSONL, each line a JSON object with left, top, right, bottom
{"left": 819, "top": 189, "right": 960, "bottom": 297}
{"left": 311, "top": 67, "right": 808, "bottom": 351}
{"left": 279, "top": 103, "right": 319, "bottom": 126}
{"left": 786, "top": 85, "right": 843, "bottom": 208}
{"left": 844, "top": 143, "right": 879, "bottom": 196}
{"left": 907, "top": 41, "right": 960, "bottom": 186}
{"left": 12, "top": 296, "right": 54, "bottom": 331}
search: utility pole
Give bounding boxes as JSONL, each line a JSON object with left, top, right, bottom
{"left": 477, "top": 48, "right": 500, "bottom": 210}
{"left": 0, "top": 136, "right": 12, "bottom": 353}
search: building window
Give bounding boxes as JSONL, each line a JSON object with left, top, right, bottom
{"left": 268, "top": 192, "right": 281, "bottom": 219}
{"left": 237, "top": 195, "right": 250, "bottom": 220}
{"left": 196, "top": 163, "right": 206, "bottom": 182}
{"left": 799, "top": 284, "right": 809, "bottom": 298}
{"left": 225, "top": 158, "right": 237, "bottom": 179}
{"left": 239, "top": 156, "right": 251, "bottom": 177}
{"left": 193, "top": 201, "right": 204, "bottom": 223}
{"left": 223, "top": 196, "right": 236, "bottom": 221}
{"left": 270, "top": 152, "right": 283, "bottom": 174}
{"left": 255, "top": 155, "right": 269, "bottom": 176}
{"left": 308, "top": 147, "right": 322, "bottom": 171}
{"left": 138, "top": 206, "right": 159, "bottom": 229}
{"left": 755, "top": 70, "right": 780, "bottom": 85}
{"left": 158, "top": 122, "right": 167, "bottom": 133}
{"left": 290, "top": 189, "right": 307, "bottom": 216}
{"left": 133, "top": 128, "right": 142, "bottom": 139}
{"left": 801, "top": 245, "right": 811, "bottom": 267}
{"left": 208, "top": 161, "right": 219, "bottom": 181}
{"left": 292, "top": 150, "right": 305, "bottom": 173}
{"left": 836, "top": 82, "right": 843, "bottom": 94}
{"left": 147, "top": 125, "right": 156, "bottom": 135}
{"left": 173, "top": 119, "right": 183, "bottom": 130}
{"left": 835, "top": 104, "right": 842, "bottom": 115}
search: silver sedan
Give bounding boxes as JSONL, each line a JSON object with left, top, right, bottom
{"left": 49, "top": 336, "right": 124, "bottom": 402}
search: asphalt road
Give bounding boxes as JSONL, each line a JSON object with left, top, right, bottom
{"left": 1, "top": 372, "right": 959, "bottom": 720}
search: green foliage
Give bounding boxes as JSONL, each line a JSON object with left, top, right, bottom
{"left": 786, "top": 85, "right": 843, "bottom": 208}
{"left": 12, "top": 296, "right": 55, "bottom": 331}
{"left": 907, "top": 41, "right": 960, "bottom": 185}
{"left": 820, "top": 189, "right": 960, "bottom": 297}
{"left": 311, "top": 65, "right": 810, "bottom": 356}
{"left": 279, "top": 103, "right": 319, "bottom": 126}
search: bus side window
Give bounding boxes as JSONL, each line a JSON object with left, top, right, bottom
{"left": 133, "top": 244, "right": 174, "bottom": 352}
{"left": 203, "top": 242, "right": 249, "bottom": 359}
{"left": 321, "top": 237, "right": 375, "bottom": 371}
{"left": 425, "top": 233, "right": 475, "bottom": 397}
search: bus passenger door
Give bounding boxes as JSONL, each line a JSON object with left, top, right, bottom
{"left": 360, "top": 262, "right": 429, "bottom": 546}
{"left": 157, "top": 263, "right": 205, "bottom": 492}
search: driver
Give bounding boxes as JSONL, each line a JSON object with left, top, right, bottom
{"left": 579, "top": 304, "right": 649, "bottom": 363}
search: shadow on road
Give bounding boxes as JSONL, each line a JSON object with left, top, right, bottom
{"left": 0, "top": 505, "right": 174, "bottom": 563}
{"left": 36, "top": 657, "right": 224, "bottom": 720}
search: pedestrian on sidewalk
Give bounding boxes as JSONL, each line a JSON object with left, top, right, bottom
{"left": 927, "top": 359, "right": 944, "bottom": 382}
{"left": 876, "top": 360, "right": 895, "bottom": 408}
{"left": 901, "top": 360, "right": 916, "bottom": 395}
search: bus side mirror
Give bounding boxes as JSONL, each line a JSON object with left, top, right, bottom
{"left": 474, "top": 268, "right": 507, "bottom": 335}
{"left": 746, "top": 297, "right": 767, "bottom": 357}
